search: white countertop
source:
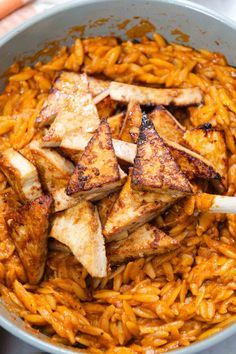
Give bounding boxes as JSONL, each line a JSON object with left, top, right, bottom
{"left": 0, "top": 0, "right": 236, "bottom": 353}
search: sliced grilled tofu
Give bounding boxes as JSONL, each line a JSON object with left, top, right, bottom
{"left": 67, "top": 119, "right": 126, "bottom": 199}
{"left": 50, "top": 201, "right": 107, "bottom": 277}
{"left": 30, "top": 140, "right": 74, "bottom": 191}
{"left": 60, "top": 130, "right": 220, "bottom": 183}
{"left": 96, "top": 96, "right": 118, "bottom": 119}
{"left": 183, "top": 125, "right": 227, "bottom": 189}
{"left": 107, "top": 223, "right": 179, "bottom": 264}
{"left": 132, "top": 115, "right": 192, "bottom": 196}
{"left": 87, "top": 76, "right": 110, "bottom": 97}
{"left": 166, "top": 139, "right": 221, "bottom": 181}
{"left": 148, "top": 106, "right": 185, "bottom": 144}
{"left": 29, "top": 140, "right": 80, "bottom": 212}
{"left": 97, "top": 192, "right": 130, "bottom": 242}
{"left": 37, "top": 71, "right": 88, "bottom": 127}
{"left": 110, "top": 81, "right": 203, "bottom": 106}
{"left": 5, "top": 195, "right": 52, "bottom": 284}
{"left": 97, "top": 191, "right": 119, "bottom": 226}
{"left": 60, "top": 112, "right": 126, "bottom": 153}
{"left": 103, "top": 171, "right": 176, "bottom": 239}
{"left": 107, "top": 112, "right": 125, "bottom": 139}
{"left": 0, "top": 148, "right": 42, "bottom": 203}
{"left": 119, "top": 100, "right": 142, "bottom": 143}
{"left": 42, "top": 74, "right": 100, "bottom": 147}
{"left": 60, "top": 130, "right": 136, "bottom": 164}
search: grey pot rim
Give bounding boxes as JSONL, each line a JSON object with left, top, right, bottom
{"left": 1, "top": 0, "right": 236, "bottom": 353}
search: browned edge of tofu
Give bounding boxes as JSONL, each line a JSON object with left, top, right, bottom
{"left": 107, "top": 223, "right": 179, "bottom": 264}
{"left": 5, "top": 194, "right": 53, "bottom": 284}
{"left": 131, "top": 114, "right": 192, "bottom": 196}
{"left": 148, "top": 105, "right": 186, "bottom": 144}
{"left": 119, "top": 100, "right": 142, "bottom": 143}
{"left": 66, "top": 119, "right": 120, "bottom": 196}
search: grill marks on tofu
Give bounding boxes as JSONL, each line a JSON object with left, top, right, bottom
{"left": 42, "top": 73, "right": 100, "bottom": 147}
{"left": 67, "top": 120, "right": 125, "bottom": 199}
{"left": 110, "top": 81, "right": 203, "bottom": 106}
{"left": 103, "top": 172, "right": 176, "bottom": 239}
{"left": 119, "top": 100, "right": 142, "bottom": 143}
{"left": 5, "top": 195, "right": 53, "bottom": 284}
{"left": 132, "top": 116, "right": 192, "bottom": 196}
{"left": 148, "top": 106, "right": 186, "bottom": 144}
{"left": 107, "top": 223, "right": 179, "bottom": 264}
{"left": 50, "top": 201, "right": 107, "bottom": 278}
{"left": 183, "top": 127, "right": 227, "bottom": 188}
{"left": 166, "top": 140, "right": 220, "bottom": 181}
{"left": 0, "top": 148, "right": 42, "bottom": 203}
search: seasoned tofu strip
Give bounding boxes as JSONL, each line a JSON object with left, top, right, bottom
{"left": 29, "top": 140, "right": 81, "bottom": 212}
{"left": 110, "top": 81, "right": 203, "bottom": 106}
{"left": 148, "top": 106, "right": 186, "bottom": 144}
{"left": 36, "top": 72, "right": 109, "bottom": 127}
{"left": 119, "top": 100, "right": 142, "bottom": 143}
{"left": 37, "top": 71, "right": 88, "bottom": 127}
{"left": 5, "top": 195, "right": 53, "bottom": 284}
{"left": 42, "top": 74, "right": 100, "bottom": 147}
{"left": 61, "top": 131, "right": 219, "bottom": 182}
{"left": 184, "top": 125, "right": 227, "bottom": 191}
{"left": 30, "top": 140, "right": 74, "bottom": 191}
{"left": 103, "top": 171, "right": 176, "bottom": 239}
{"left": 0, "top": 148, "right": 42, "bottom": 203}
{"left": 131, "top": 115, "right": 192, "bottom": 196}
{"left": 165, "top": 139, "right": 220, "bottom": 181}
{"left": 87, "top": 76, "right": 110, "bottom": 97}
{"left": 67, "top": 120, "right": 127, "bottom": 199}
{"left": 107, "top": 112, "right": 125, "bottom": 139}
{"left": 50, "top": 201, "right": 107, "bottom": 277}
{"left": 107, "top": 223, "right": 179, "bottom": 264}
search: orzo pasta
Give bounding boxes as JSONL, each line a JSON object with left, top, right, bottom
{"left": 0, "top": 33, "right": 236, "bottom": 353}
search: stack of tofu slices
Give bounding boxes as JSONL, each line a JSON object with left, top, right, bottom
{"left": 0, "top": 72, "right": 228, "bottom": 284}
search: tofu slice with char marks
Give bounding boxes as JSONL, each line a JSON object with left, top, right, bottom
{"left": 5, "top": 195, "right": 53, "bottom": 284}
{"left": 166, "top": 139, "right": 221, "bottom": 181}
{"left": 29, "top": 140, "right": 80, "bottom": 212}
{"left": 67, "top": 119, "right": 126, "bottom": 199}
{"left": 0, "top": 148, "right": 42, "bottom": 203}
{"left": 50, "top": 201, "right": 107, "bottom": 277}
{"left": 148, "top": 106, "right": 186, "bottom": 144}
{"left": 42, "top": 74, "right": 100, "bottom": 147}
{"left": 132, "top": 115, "right": 192, "bottom": 197}
{"left": 60, "top": 131, "right": 220, "bottom": 182}
{"left": 110, "top": 81, "right": 203, "bottom": 106}
{"left": 103, "top": 171, "right": 176, "bottom": 239}
{"left": 183, "top": 125, "right": 227, "bottom": 190}
{"left": 119, "top": 100, "right": 142, "bottom": 143}
{"left": 107, "top": 223, "right": 179, "bottom": 264}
